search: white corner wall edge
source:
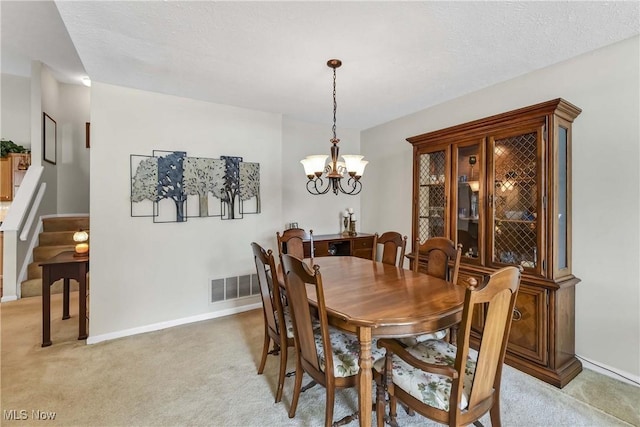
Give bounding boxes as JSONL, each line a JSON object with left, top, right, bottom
{"left": 86, "top": 302, "right": 261, "bottom": 345}
{"left": 578, "top": 354, "right": 640, "bottom": 388}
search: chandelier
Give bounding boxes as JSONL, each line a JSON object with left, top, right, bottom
{"left": 301, "top": 59, "right": 368, "bottom": 195}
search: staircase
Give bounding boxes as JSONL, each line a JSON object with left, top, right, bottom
{"left": 21, "top": 216, "right": 90, "bottom": 298}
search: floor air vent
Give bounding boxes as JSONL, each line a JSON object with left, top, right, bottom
{"left": 210, "top": 274, "right": 259, "bottom": 303}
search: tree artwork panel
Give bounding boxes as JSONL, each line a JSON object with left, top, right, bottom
{"left": 131, "top": 157, "right": 159, "bottom": 203}
{"left": 220, "top": 156, "right": 242, "bottom": 219}
{"left": 183, "top": 157, "right": 225, "bottom": 217}
{"left": 157, "top": 151, "right": 187, "bottom": 222}
{"left": 130, "top": 150, "right": 260, "bottom": 223}
{"left": 130, "top": 155, "right": 158, "bottom": 218}
{"left": 240, "top": 162, "right": 260, "bottom": 214}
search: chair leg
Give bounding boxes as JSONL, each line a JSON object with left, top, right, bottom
{"left": 386, "top": 361, "right": 398, "bottom": 427}
{"left": 288, "top": 357, "right": 303, "bottom": 419}
{"left": 400, "top": 402, "right": 414, "bottom": 416}
{"left": 449, "top": 325, "right": 458, "bottom": 346}
{"left": 388, "top": 394, "right": 398, "bottom": 427}
{"left": 325, "top": 386, "right": 335, "bottom": 427}
{"left": 257, "top": 327, "right": 270, "bottom": 375}
{"left": 489, "top": 397, "right": 501, "bottom": 427}
{"left": 375, "top": 375, "right": 386, "bottom": 427}
{"left": 275, "top": 344, "right": 288, "bottom": 403}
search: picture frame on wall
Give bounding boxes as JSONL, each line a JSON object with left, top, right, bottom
{"left": 43, "top": 112, "right": 56, "bottom": 165}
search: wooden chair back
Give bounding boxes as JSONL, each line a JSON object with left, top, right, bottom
{"left": 276, "top": 228, "right": 308, "bottom": 259}
{"left": 413, "top": 237, "right": 462, "bottom": 285}
{"left": 450, "top": 266, "right": 521, "bottom": 425}
{"left": 372, "top": 232, "right": 407, "bottom": 267}
{"left": 280, "top": 254, "right": 332, "bottom": 384}
{"left": 280, "top": 253, "right": 357, "bottom": 426}
{"left": 251, "top": 242, "right": 293, "bottom": 402}
{"left": 252, "top": 242, "right": 284, "bottom": 337}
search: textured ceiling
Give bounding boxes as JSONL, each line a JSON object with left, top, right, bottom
{"left": 2, "top": 1, "right": 639, "bottom": 130}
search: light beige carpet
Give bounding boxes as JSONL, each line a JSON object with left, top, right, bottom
{"left": 1, "top": 292, "right": 638, "bottom": 426}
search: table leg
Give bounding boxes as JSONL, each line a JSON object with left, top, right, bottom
{"left": 41, "top": 268, "right": 52, "bottom": 347}
{"left": 78, "top": 269, "right": 88, "bottom": 340}
{"left": 62, "top": 278, "right": 70, "bottom": 320}
{"left": 358, "top": 327, "right": 373, "bottom": 427}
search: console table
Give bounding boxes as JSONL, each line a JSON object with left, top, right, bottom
{"left": 303, "top": 233, "right": 374, "bottom": 259}
{"left": 39, "top": 251, "right": 89, "bottom": 347}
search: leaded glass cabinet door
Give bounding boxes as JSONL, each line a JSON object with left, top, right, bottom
{"left": 453, "top": 140, "right": 485, "bottom": 265}
{"left": 552, "top": 117, "right": 574, "bottom": 279}
{"left": 488, "top": 123, "right": 545, "bottom": 275}
{"left": 414, "top": 146, "right": 450, "bottom": 244}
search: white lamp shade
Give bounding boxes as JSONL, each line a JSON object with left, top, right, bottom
{"left": 468, "top": 180, "right": 480, "bottom": 192}
{"left": 341, "top": 155, "right": 364, "bottom": 173}
{"left": 301, "top": 155, "right": 328, "bottom": 175}
{"left": 73, "top": 230, "right": 89, "bottom": 243}
{"left": 354, "top": 160, "right": 368, "bottom": 177}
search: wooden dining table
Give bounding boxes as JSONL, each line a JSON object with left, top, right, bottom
{"left": 303, "top": 256, "right": 467, "bottom": 427}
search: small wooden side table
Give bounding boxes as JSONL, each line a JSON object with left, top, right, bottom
{"left": 39, "top": 251, "right": 89, "bottom": 347}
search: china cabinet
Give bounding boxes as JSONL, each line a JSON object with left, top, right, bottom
{"left": 407, "top": 99, "right": 582, "bottom": 387}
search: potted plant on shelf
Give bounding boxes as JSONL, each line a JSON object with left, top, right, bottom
{"left": 1, "top": 139, "right": 29, "bottom": 158}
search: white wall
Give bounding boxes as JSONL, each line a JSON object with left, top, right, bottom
{"left": 57, "top": 83, "right": 90, "bottom": 214}
{"left": 361, "top": 36, "right": 640, "bottom": 378}
{"left": 1, "top": 74, "right": 30, "bottom": 147}
{"left": 39, "top": 65, "right": 59, "bottom": 215}
{"left": 281, "top": 117, "right": 363, "bottom": 235}
{"left": 89, "top": 83, "right": 284, "bottom": 338}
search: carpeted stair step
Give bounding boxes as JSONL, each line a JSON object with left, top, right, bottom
{"left": 38, "top": 230, "right": 80, "bottom": 247}
{"left": 27, "top": 261, "right": 43, "bottom": 280}
{"left": 33, "top": 245, "right": 76, "bottom": 262}
{"left": 21, "top": 278, "right": 79, "bottom": 298}
{"left": 42, "top": 217, "right": 89, "bottom": 233}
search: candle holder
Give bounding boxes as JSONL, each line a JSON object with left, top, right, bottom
{"left": 343, "top": 215, "right": 350, "bottom": 235}
{"left": 348, "top": 216, "right": 357, "bottom": 236}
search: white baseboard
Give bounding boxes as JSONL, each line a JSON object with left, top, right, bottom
{"left": 86, "top": 302, "right": 262, "bottom": 345}
{"left": 578, "top": 354, "right": 640, "bottom": 387}
{"left": 1, "top": 295, "right": 18, "bottom": 303}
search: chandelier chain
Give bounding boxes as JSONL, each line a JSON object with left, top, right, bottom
{"left": 332, "top": 66, "right": 337, "bottom": 140}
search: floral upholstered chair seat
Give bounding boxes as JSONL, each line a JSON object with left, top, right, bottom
{"left": 315, "top": 327, "right": 386, "bottom": 377}
{"left": 280, "top": 307, "right": 320, "bottom": 339}
{"left": 395, "top": 329, "right": 448, "bottom": 347}
{"left": 373, "top": 339, "right": 476, "bottom": 412}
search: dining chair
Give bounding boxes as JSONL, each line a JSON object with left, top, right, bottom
{"left": 372, "top": 232, "right": 407, "bottom": 267}
{"left": 276, "top": 228, "right": 310, "bottom": 260}
{"left": 375, "top": 266, "right": 522, "bottom": 427}
{"left": 251, "top": 242, "right": 295, "bottom": 403}
{"left": 413, "top": 237, "right": 462, "bottom": 285}
{"left": 280, "top": 253, "right": 385, "bottom": 427}
{"left": 399, "top": 237, "right": 463, "bottom": 346}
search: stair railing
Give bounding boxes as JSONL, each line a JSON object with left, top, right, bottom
{"left": 0, "top": 165, "right": 46, "bottom": 301}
